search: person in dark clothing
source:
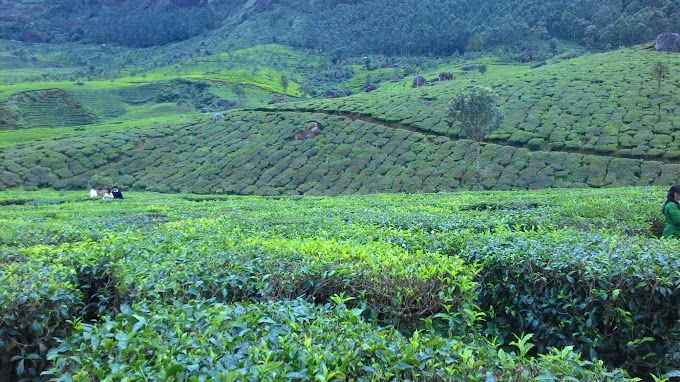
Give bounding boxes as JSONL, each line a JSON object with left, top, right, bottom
{"left": 111, "top": 187, "right": 124, "bottom": 199}
{"left": 661, "top": 185, "right": 680, "bottom": 238}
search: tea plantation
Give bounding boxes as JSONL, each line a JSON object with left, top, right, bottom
{"left": 1, "top": 188, "right": 680, "bottom": 381}
{"left": 275, "top": 47, "right": 680, "bottom": 161}
{"left": 1, "top": 26, "right": 680, "bottom": 382}
{"left": 1, "top": 109, "right": 679, "bottom": 194}
{"left": 0, "top": 44, "right": 678, "bottom": 195}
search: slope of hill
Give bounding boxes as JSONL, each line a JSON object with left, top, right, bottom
{"left": 0, "top": 42, "right": 678, "bottom": 195}
{"left": 1, "top": 0, "right": 677, "bottom": 55}
{"left": 277, "top": 46, "right": 680, "bottom": 161}
{"left": 1, "top": 109, "right": 678, "bottom": 194}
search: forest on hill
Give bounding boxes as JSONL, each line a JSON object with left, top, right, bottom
{"left": 0, "top": 0, "right": 677, "bottom": 54}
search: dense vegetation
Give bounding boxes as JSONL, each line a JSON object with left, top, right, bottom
{"left": 0, "top": 43, "right": 678, "bottom": 195}
{"left": 263, "top": 0, "right": 679, "bottom": 56}
{"left": 2, "top": 109, "right": 680, "bottom": 195}
{"left": 277, "top": 48, "right": 680, "bottom": 162}
{"left": 2, "top": 188, "right": 679, "bottom": 380}
{"left": 1, "top": 1, "right": 679, "bottom": 380}
{"left": 1, "top": 0, "right": 677, "bottom": 55}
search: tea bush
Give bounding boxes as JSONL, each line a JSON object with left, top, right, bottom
{"left": 45, "top": 298, "right": 632, "bottom": 382}
{"left": 462, "top": 229, "right": 680, "bottom": 376}
{"left": 1, "top": 188, "right": 675, "bottom": 380}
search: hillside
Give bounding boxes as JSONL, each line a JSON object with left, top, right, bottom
{"left": 0, "top": 43, "right": 678, "bottom": 195}
{"left": 1, "top": 0, "right": 677, "bottom": 55}
{"left": 277, "top": 46, "right": 680, "bottom": 161}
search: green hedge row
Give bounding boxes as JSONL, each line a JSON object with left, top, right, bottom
{"left": 1, "top": 218, "right": 478, "bottom": 379}
{"left": 1, "top": 111, "right": 679, "bottom": 195}
{"left": 3, "top": 188, "right": 672, "bottom": 379}
{"left": 462, "top": 229, "right": 680, "bottom": 377}
{"left": 45, "top": 299, "right": 630, "bottom": 381}
{"left": 0, "top": 90, "right": 94, "bottom": 130}
{"left": 278, "top": 48, "right": 680, "bottom": 162}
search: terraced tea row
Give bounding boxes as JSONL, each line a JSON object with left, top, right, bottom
{"left": 1, "top": 111, "right": 679, "bottom": 195}
{"left": 277, "top": 47, "right": 680, "bottom": 161}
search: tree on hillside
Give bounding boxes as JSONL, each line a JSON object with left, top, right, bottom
{"left": 232, "top": 84, "right": 247, "bottom": 107}
{"left": 188, "top": 81, "right": 211, "bottom": 112}
{"left": 280, "top": 74, "right": 289, "bottom": 101}
{"left": 176, "top": 99, "right": 190, "bottom": 114}
{"left": 653, "top": 61, "right": 669, "bottom": 94}
{"left": 54, "top": 100, "right": 68, "bottom": 127}
{"left": 447, "top": 87, "right": 503, "bottom": 190}
{"left": 466, "top": 34, "right": 484, "bottom": 52}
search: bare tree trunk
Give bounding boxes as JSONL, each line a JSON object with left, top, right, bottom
{"left": 475, "top": 141, "right": 482, "bottom": 191}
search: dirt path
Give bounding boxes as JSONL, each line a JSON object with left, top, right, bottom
{"left": 250, "top": 107, "right": 677, "bottom": 164}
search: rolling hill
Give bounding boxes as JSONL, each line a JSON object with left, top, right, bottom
{"left": 0, "top": 41, "right": 678, "bottom": 195}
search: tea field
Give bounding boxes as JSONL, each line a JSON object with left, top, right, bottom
{"left": 2, "top": 109, "right": 679, "bottom": 195}
{"left": 2, "top": 187, "right": 680, "bottom": 381}
{"left": 275, "top": 47, "right": 680, "bottom": 161}
{"left": 0, "top": 44, "right": 678, "bottom": 195}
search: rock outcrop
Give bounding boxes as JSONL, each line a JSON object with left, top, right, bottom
{"left": 412, "top": 75, "right": 426, "bottom": 88}
{"left": 655, "top": 33, "right": 680, "bottom": 53}
{"left": 295, "top": 122, "right": 321, "bottom": 141}
{"left": 439, "top": 72, "right": 453, "bottom": 81}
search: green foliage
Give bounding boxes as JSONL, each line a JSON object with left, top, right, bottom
{"left": 84, "top": 5, "right": 223, "bottom": 48}
{"left": 652, "top": 61, "right": 669, "bottom": 92}
{"left": 463, "top": 229, "right": 680, "bottom": 376}
{"left": 447, "top": 87, "right": 504, "bottom": 190}
{"left": 447, "top": 87, "right": 503, "bottom": 142}
{"left": 280, "top": 74, "right": 289, "bottom": 99}
{"left": 467, "top": 34, "right": 485, "bottom": 53}
{"left": 5, "top": 187, "right": 669, "bottom": 380}
{"left": 44, "top": 298, "right": 627, "bottom": 381}
{"left": 1, "top": 0, "right": 676, "bottom": 57}
{"left": 1, "top": 108, "right": 680, "bottom": 194}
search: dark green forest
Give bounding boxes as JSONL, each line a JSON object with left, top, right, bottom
{"left": 0, "top": 0, "right": 677, "bottom": 54}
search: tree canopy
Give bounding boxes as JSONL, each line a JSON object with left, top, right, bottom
{"left": 0, "top": 0, "right": 677, "bottom": 52}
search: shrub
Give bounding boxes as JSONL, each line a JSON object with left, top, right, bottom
{"left": 463, "top": 230, "right": 680, "bottom": 377}
{"left": 527, "top": 137, "right": 544, "bottom": 150}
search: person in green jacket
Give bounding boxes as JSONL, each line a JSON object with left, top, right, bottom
{"left": 662, "top": 184, "right": 680, "bottom": 238}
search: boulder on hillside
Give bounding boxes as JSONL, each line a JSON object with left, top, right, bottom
{"left": 324, "top": 90, "right": 340, "bottom": 98}
{"left": 439, "top": 71, "right": 453, "bottom": 81}
{"left": 268, "top": 97, "right": 286, "bottom": 105}
{"left": 412, "top": 75, "right": 426, "bottom": 88}
{"left": 365, "top": 84, "right": 378, "bottom": 92}
{"left": 461, "top": 64, "right": 477, "bottom": 71}
{"left": 655, "top": 33, "right": 680, "bottom": 52}
{"left": 307, "top": 122, "right": 320, "bottom": 135}
{"left": 563, "top": 50, "right": 583, "bottom": 59}
{"left": 295, "top": 121, "right": 321, "bottom": 141}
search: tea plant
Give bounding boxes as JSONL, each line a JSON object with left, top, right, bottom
{"left": 3, "top": 188, "right": 677, "bottom": 379}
